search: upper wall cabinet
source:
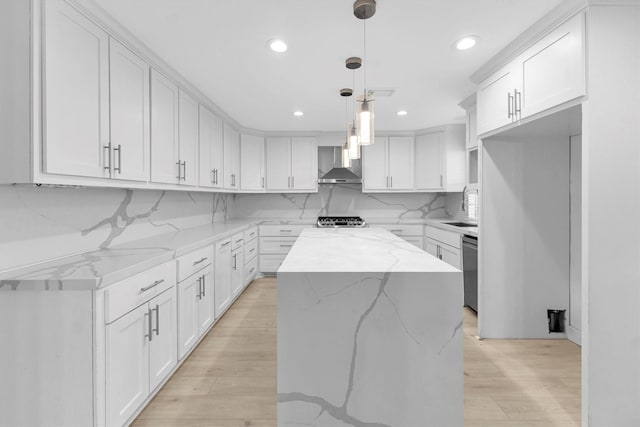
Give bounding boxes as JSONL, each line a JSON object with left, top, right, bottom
{"left": 177, "top": 90, "right": 199, "bottom": 186}
{"left": 415, "top": 126, "right": 466, "bottom": 192}
{"left": 223, "top": 124, "right": 240, "bottom": 190}
{"left": 240, "top": 134, "right": 265, "bottom": 192}
{"left": 198, "top": 106, "right": 224, "bottom": 189}
{"left": 477, "top": 13, "right": 585, "bottom": 135}
{"left": 150, "top": 70, "right": 180, "bottom": 184}
{"left": 363, "top": 137, "right": 414, "bottom": 192}
{"left": 43, "top": 0, "right": 110, "bottom": 179}
{"left": 265, "top": 137, "right": 317, "bottom": 192}
{"left": 109, "top": 38, "right": 150, "bottom": 182}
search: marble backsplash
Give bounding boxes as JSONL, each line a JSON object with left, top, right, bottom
{"left": 0, "top": 185, "right": 228, "bottom": 272}
{"left": 231, "top": 184, "right": 465, "bottom": 221}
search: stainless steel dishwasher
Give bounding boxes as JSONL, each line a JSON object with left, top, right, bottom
{"left": 462, "top": 235, "right": 478, "bottom": 312}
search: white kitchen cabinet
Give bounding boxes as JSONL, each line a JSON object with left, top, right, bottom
{"left": 414, "top": 125, "right": 466, "bottom": 192}
{"left": 363, "top": 137, "right": 414, "bottom": 191}
{"left": 376, "top": 224, "right": 424, "bottom": 250}
{"left": 176, "top": 254, "right": 214, "bottom": 361}
{"left": 43, "top": 0, "right": 110, "bottom": 179}
{"left": 223, "top": 123, "right": 240, "bottom": 190}
{"left": 425, "top": 226, "right": 462, "bottom": 269}
{"left": 231, "top": 245, "right": 244, "bottom": 298}
{"left": 214, "top": 238, "right": 233, "bottom": 317}
{"left": 177, "top": 90, "right": 199, "bottom": 186}
{"left": 106, "top": 286, "right": 177, "bottom": 427}
{"left": 198, "top": 105, "right": 224, "bottom": 188}
{"left": 105, "top": 303, "right": 149, "bottom": 427}
{"left": 477, "top": 13, "right": 585, "bottom": 135}
{"left": 150, "top": 70, "right": 180, "bottom": 184}
{"left": 109, "top": 38, "right": 150, "bottom": 182}
{"left": 240, "top": 134, "right": 265, "bottom": 191}
{"left": 259, "top": 224, "right": 309, "bottom": 273}
{"left": 244, "top": 226, "right": 259, "bottom": 287}
{"left": 265, "top": 137, "right": 318, "bottom": 192}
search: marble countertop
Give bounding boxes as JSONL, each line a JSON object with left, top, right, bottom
{"left": 0, "top": 220, "right": 260, "bottom": 291}
{"left": 279, "top": 228, "right": 460, "bottom": 273}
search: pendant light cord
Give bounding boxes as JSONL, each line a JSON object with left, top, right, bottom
{"left": 352, "top": 71, "right": 357, "bottom": 127}
{"left": 363, "top": 19, "right": 367, "bottom": 101}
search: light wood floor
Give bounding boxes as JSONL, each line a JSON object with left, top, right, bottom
{"left": 133, "top": 277, "right": 580, "bottom": 427}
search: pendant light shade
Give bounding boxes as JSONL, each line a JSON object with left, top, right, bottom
{"left": 357, "top": 98, "right": 374, "bottom": 145}
{"left": 348, "top": 124, "right": 360, "bottom": 159}
{"left": 341, "top": 142, "right": 351, "bottom": 167}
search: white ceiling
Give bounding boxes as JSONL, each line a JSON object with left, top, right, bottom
{"left": 90, "top": 0, "right": 563, "bottom": 133}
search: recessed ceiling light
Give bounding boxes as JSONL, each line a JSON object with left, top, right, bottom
{"left": 293, "top": 111, "right": 304, "bottom": 117}
{"left": 396, "top": 110, "right": 408, "bottom": 116}
{"left": 455, "top": 35, "right": 479, "bottom": 51}
{"left": 268, "top": 39, "right": 288, "bottom": 53}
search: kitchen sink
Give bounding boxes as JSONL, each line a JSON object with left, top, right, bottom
{"left": 443, "top": 221, "right": 477, "bottom": 228}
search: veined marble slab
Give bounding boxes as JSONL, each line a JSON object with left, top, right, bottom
{"left": 278, "top": 228, "right": 463, "bottom": 426}
{"left": 0, "top": 221, "right": 259, "bottom": 291}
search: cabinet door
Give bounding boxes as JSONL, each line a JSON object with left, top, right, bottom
{"left": 467, "top": 107, "right": 478, "bottom": 149}
{"left": 415, "top": 132, "right": 443, "bottom": 190}
{"left": 149, "top": 288, "right": 177, "bottom": 391}
{"left": 223, "top": 124, "right": 240, "bottom": 189}
{"left": 106, "top": 304, "right": 149, "bottom": 427}
{"left": 43, "top": 0, "right": 109, "bottom": 178}
{"left": 150, "top": 70, "right": 180, "bottom": 184}
{"left": 178, "top": 91, "right": 199, "bottom": 186}
{"left": 362, "top": 137, "right": 388, "bottom": 190}
{"left": 290, "top": 137, "right": 317, "bottom": 191}
{"left": 240, "top": 134, "right": 265, "bottom": 191}
{"left": 231, "top": 247, "right": 244, "bottom": 298}
{"left": 476, "top": 64, "right": 518, "bottom": 135}
{"left": 519, "top": 13, "right": 585, "bottom": 118}
{"left": 388, "top": 136, "right": 414, "bottom": 190}
{"left": 425, "top": 237, "right": 439, "bottom": 258}
{"left": 198, "top": 269, "right": 215, "bottom": 335}
{"left": 440, "top": 244, "right": 461, "bottom": 270}
{"left": 109, "top": 38, "right": 150, "bottom": 182}
{"left": 177, "top": 277, "right": 199, "bottom": 360}
{"left": 214, "top": 239, "right": 232, "bottom": 318}
{"left": 198, "top": 106, "right": 224, "bottom": 188}
{"left": 265, "top": 137, "right": 291, "bottom": 191}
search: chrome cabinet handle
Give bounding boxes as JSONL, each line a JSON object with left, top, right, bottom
{"left": 507, "top": 92, "right": 514, "bottom": 119}
{"left": 440, "top": 175, "right": 443, "bottom": 187}
{"left": 140, "top": 279, "right": 164, "bottom": 292}
{"left": 514, "top": 89, "right": 522, "bottom": 115}
{"left": 182, "top": 161, "right": 187, "bottom": 181}
{"left": 280, "top": 244, "right": 292, "bottom": 248}
{"left": 221, "top": 241, "right": 231, "bottom": 247}
{"left": 176, "top": 161, "right": 182, "bottom": 180}
{"left": 196, "top": 276, "right": 202, "bottom": 300}
{"left": 291, "top": 176, "right": 294, "bottom": 188}
{"left": 211, "top": 169, "right": 215, "bottom": 184}
{"left": 249, "top": 267, "right": 255, "bottom": 274}
{"left": 249, "top": 248, "right": 255, "bottom": 253}
{"left": 390, "top": 229, "right": 403, "bottom": 233}
{"left": 144, "top": 310, "right": 151, "bottom": 341}
{"left": 201, "top": 274, "right": 206, "bottom": 297}
{"left": 233, "top": 254, "right": 237, "bottom": 270}
{"left": 193, "top": 257, "right": 208, "bottom": 266}
{"left": 103, "top": 143, "right": 112, "bottom": 174}
{"left": 152, "top": 304, "right": 160, "bottom": 336}
{"left": 114, "top": 144, "right": 122, "bottom": 174}
{"left": 390, "top": 176, "right": 393, "bottom": 188}
{"left": 280, "top": 229, "right": 292, "bottom": 233}
{"left": 386, "top": 176, "right": 389, "bottom": 187}
{"left": 261, "top": 177, "right": 265, "bottom": 188}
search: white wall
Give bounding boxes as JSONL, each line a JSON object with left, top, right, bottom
{"left": 569, "top": 135, "right": 582, "bottom": 344}
{"left": 583, "top": 5, "right": 640, "bottom": 425}
{"left": 481, "top": 135, "right": 570, "bottom": 339}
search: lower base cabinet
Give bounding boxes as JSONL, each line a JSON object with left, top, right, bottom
{"left": 106, "top": 286, "right": 177, "bottom": 427}
{"left": 231, "top": 245, "right": 244, "bottom": 298}
{"left": 425, "top": 225, "right": 462, "bottom": 269}
{"left": 214, "top": 238, "right": 232, "bottom": 317}
{"left": 177, "top": 266, "right": 214, "bottom": 359}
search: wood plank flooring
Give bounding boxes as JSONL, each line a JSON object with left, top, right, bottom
{"left": 133, "top": 277, "right": 581, "bottom": 427}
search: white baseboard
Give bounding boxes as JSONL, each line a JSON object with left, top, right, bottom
{"left": 567, "top": 324, "right": 582, "bottom": 346}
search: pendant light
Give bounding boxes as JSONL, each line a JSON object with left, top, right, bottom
{"left": 354, "top": 0, "right": 376, "bottom": 145}
{"left": 346, "top": 57, "right": 361, "bottom": 159}
{"left": 340, "top": 88, "right": 352, "bottom": 168}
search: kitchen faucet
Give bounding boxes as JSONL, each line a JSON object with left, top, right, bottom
{"left": 461, "top": 186, "right": 467, "bottom": 212}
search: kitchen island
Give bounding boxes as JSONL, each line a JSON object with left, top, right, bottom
{"left": 277, "top": 227, "right": 463, "bottom": 427}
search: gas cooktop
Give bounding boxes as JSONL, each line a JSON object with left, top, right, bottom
{"left": 316, "top": 216, "right": 367, "bottom": 228}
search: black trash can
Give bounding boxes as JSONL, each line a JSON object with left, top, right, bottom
{"left": 547, "top": 309, "right": 566, "bottom": 333}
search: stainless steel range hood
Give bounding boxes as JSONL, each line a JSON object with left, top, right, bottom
{"left": 318, "top": 146, "right": 362, "bottom": 184}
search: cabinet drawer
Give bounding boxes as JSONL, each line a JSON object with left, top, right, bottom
{"left": 231, "top": 232, "right": 244, "bottom": 251}
{"left": 176, "top": 245, "right": 213, "bottom": 283}
{"left": 244, "top": 237, "right": 258, "bottom": 262}
{"left": 259, "top": 254, "right": 287, "bottom": 273}
{"left": 425, "top": 225, "right": 461, "bottom": 249}
{"left": 259, "top": 237, "right": 297, "bottom": 254}
{"left": 105, "top": 261, "right": 176, "bottom": 324}
{"left": 378, "top": 224, "right": 424, "bottom": 237}
{"left": 244, "top": 256, "right": 258, "bottom": 285}
{"left": 244, "top": 226, "right": 258, "bottom": 242}
{"left": 259, "top": 224, "right": 307, "bottom": 237}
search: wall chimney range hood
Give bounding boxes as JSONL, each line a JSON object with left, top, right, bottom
{"left": 318, "top": 146, "right": 362, "bottom": 184}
